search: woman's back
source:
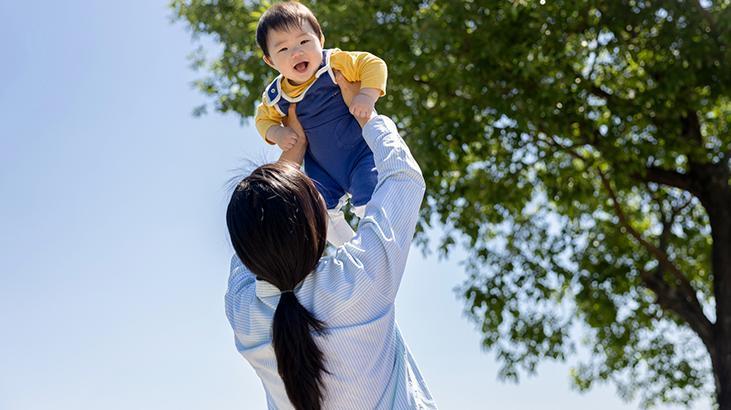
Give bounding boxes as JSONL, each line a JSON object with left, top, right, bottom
{"left": 225, "top": 116, "right": 435, "bottom": 409}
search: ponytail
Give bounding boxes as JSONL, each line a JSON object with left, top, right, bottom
{"left": 272, "top": 292, "right": 327, "bottom": 410}
{"left": 226, "top": 162, "right": 329, "bottom": 410}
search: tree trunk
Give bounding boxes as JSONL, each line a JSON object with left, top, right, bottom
{"left": 690, "top": 159, "right": 731, "bottom": 409}
{"left": 707, "top": 185, "right": 731, "bottom": 409}
{"left": 712, "top": 231, "right": 731, "bottom": 410}
{"left": 714, "top": 338, "right": 731, "bottom": 410}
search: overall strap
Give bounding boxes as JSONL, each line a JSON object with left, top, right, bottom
{"left": 263, "top": 75, "right": 287, "bottom": 116}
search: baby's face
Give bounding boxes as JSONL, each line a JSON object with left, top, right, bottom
{"left": 264, "top": 21, "right": 324, "bottom": 85}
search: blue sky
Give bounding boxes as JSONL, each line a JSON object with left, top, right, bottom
{"left": 0, "top": 1, "right": 710, "bottom": 409}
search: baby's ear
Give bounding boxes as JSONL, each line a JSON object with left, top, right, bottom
{"left": 263, "top": 55, "right": 275, "bottom": 69}
{"left": 320, "top": 34, "right": 325, "bottom": 46}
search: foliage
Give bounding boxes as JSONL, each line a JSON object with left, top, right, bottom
{"left": 171, "top": 0, "right": 731, "bottom": 407}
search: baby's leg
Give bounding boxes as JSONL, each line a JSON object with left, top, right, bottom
{"left": 352, "top": 204, "right": 366, "bottom": 218}
{"left": 348, "top": 151, "right": 378, "bottom": 211}
{"left": 327, "top": 195, "right": 356, "bottom": 248}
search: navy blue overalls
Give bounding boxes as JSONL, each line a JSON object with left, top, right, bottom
{"left": 263, "top": 49, "right": 378, "bottom": 210}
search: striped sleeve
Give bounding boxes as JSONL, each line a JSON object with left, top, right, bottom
{"left": 225, "top": 255, "right": 257, "bottom": 337}
{"left": 351, "top": 115, "right": 425, "bottom": 302}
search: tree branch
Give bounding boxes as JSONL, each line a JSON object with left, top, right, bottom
{"left": 598, "top": 170, "right": 713, "bottom": 344}
{"left": 588, "top": 84, "right": 613, "bottom": 101}
{"left": 600, "top": 170, "right": 688, "bottom": 289}
{"left": 634, "top": 166, "right": 694, "bottom": 193}
{"left": 693, "top": 0, "right": 715, "bottom": 21}
{"left": 531, "top": 120, "right": 715, "bottom": 346}
{"left": 681, "top": 110, "right": 704, "bottom": 146}
{"left": 691, "top": 0, "right": 721, "bottom": 48}
{"left": 669, "top": 194, "right": 694, "bottom": 220}
{"left": 534, "top": 132, "right": 593, "bottom": 164}
{"left": 639, "top": 267, "right": 715, "bottom": 348}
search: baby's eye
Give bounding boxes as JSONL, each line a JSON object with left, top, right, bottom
{"left": 300, "top": 40, "right": 309, "bottom": 45}
{"left": 278, "top": 47, "right": 288, "bottom": 53}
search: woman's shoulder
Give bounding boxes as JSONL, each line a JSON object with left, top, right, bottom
{"left": 300, "top": 244, "right": 393, "bottom": 322}
{"left": 225, "top": 255, "right": 276, "bottom": 345}
{"left": 227, "top": 255, "right": 256, "bottom": 293}
{"left": 225, "top": 256, "right": 257, "bottom": 322}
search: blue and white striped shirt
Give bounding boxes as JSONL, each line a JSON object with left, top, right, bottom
{"left": 225, "top": 115, "right": 436, "bottom": 409}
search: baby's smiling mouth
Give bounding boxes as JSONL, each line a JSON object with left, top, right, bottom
{"left": 293, "top": 61, "right": 309, "bottom": 73}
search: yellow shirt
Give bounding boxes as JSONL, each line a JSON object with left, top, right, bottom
{"left": 255, "top": 49, "right": 387, "bottom": 143}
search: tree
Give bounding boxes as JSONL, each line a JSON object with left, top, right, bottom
{"left": 170, "top": 1, "right": 731, "bottom": 407}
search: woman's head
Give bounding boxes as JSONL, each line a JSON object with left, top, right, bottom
{"left": 226, "top": 161, "right": 329, "bottom": 410}
{"left": 226, "top": 161, "right": 327, "bottom": 289}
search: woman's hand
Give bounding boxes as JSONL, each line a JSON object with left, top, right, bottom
{"left": 334, "top": 71, "right": 377, "bottom": 128}
{"left": 278, "top": 104, "right": 307, "bottom": 166}
{"left": 267, "top": 125, "right": 300, "bottom": 152}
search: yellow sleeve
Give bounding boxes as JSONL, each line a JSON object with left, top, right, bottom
{"left": 255, "top": 101, "right": 285, "bottom": 144}
{"left": 330, "top": 50, "right": 387, "bottom": 96}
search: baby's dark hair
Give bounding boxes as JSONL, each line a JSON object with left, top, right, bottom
{"left": 256, "top": 1, "right": 323, "bottom": 57}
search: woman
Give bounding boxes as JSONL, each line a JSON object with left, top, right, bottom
{"left": 225, "top": 74, "right": 435, "bottom": 410}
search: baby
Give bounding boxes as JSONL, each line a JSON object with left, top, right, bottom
{"left": 254, "top": 1, "right": 386, "bottom": 247}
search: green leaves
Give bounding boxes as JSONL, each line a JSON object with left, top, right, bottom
{"left": 172, "top": 1, "right": 729, "bottom": 407}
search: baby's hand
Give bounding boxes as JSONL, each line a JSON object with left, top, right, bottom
{"left": 267, "top": 125, "right": 299, "bottom": 152}
{"left": 349, "top": 88, "right": 379, "bottom": 120}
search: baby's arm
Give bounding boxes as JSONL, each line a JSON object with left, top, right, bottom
{"left": 350, "top": 88, "right": 381, "bottom": 119}
{"left": 255, "top": 102, "right": 299, "bottom": 151}
{"left": 330, "top": 50, "right": 387, "bottom": 121}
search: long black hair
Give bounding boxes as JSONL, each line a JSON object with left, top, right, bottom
{"left": 226, "top": 161, "right": 329, "bottom": 410}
